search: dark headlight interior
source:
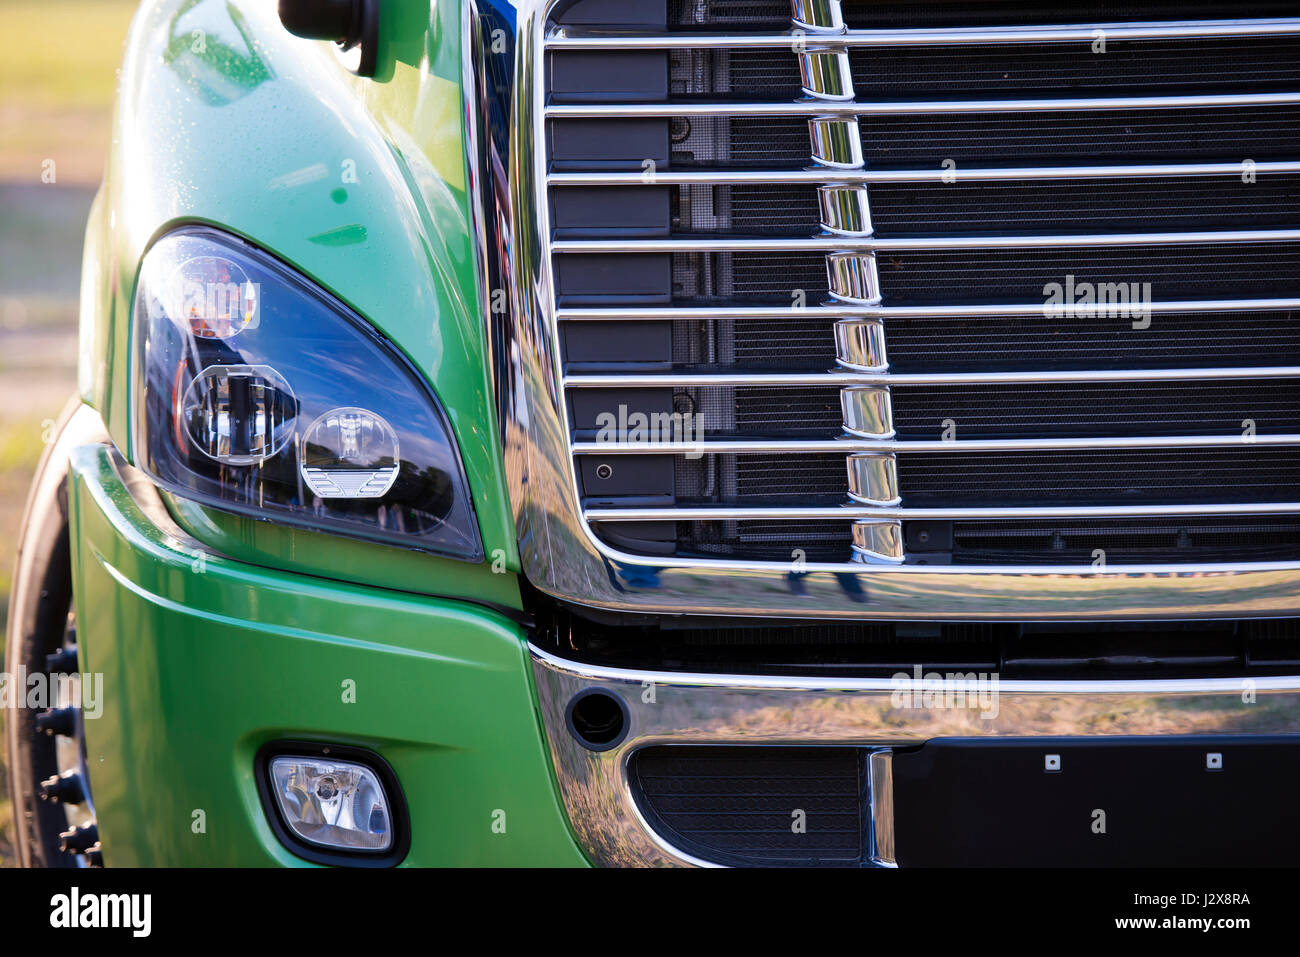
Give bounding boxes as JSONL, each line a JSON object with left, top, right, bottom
{"left": 132, "top": 227, "right": 482, "bottom": 560}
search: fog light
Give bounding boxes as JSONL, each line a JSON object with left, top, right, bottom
{"left": 268, "top": 756, "right": 393, "bottom": 852}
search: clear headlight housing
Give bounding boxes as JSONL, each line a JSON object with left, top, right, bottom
{"left": 132, "top": 228, "right": 481, "bottom": 560}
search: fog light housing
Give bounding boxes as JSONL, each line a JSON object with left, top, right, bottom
{"left": 257, "top": 743, "right": 409, "bottom": 866}
{"left": 270, "top": 756, "right": 391, "bottom": 850}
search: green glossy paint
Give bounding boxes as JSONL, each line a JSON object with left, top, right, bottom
{"left": 58, "top": 0, "right": 588, "bottom": 865}
{"left": 163, "top": 492, "right": 522, "bottom": 611}
{"left": 68, "top": 443, "right": 585, "bottom": 867}
{"left": 80, "top": 0, "right": 519, "bottom": 593}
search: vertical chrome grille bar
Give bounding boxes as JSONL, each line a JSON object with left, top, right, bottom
{"left": 794, "top": 0, "right": 902, "bottom": 562}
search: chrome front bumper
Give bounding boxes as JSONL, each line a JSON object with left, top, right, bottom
{"left": 530, "top": 645, "right": 1300, "bottom": 866}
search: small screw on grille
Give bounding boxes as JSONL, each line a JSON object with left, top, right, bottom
{"left": 673, "top": 392, "right": 695, "bottom": 416}
{"left": 595, "top": 463, "right": 613, "bottom": 480}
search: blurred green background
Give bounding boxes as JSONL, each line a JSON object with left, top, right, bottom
{"left": 0, "top": 0, "right": 141, "bottom": 864}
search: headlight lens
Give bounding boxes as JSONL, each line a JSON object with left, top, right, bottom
{"left": 133, "top": 228, "right": 482, "bottom": 560}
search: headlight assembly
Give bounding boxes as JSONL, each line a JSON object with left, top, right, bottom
{"left": 132, "top": 227, "right": 482, "bottom": 560}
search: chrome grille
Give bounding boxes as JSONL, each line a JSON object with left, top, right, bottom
{"left": 535, "top": 0, "right": 1300, "bottom": 573}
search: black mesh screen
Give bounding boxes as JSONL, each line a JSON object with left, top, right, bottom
{"left": 892, "top": 381, "right": 1300, "bottom": 439}
{"left": 678, "top": 311, "right": 1300, "bottom": 373}
{"left": 699, "top": 177, "right": 1300, "bottom": 236}
{"left": 877, "top": 244, "right": 1300, "bottom": 304}
{"left": 951, "top": 517, "right": 1300, "bottom": 564}
{"left": 884, "top": 312, "right": 1300, "bottom": 371}
{"left": 683, "top": 37, "right": 1300, "bottom": 99}
{"left": 704, "top": 107, "right": 1300, "bottom": 166}
{"left": 870, "top": 176, "right": 1300, "bottom": 234}
{"left": 899, "top": 448, "right": 1300, "bottom": 506}
{"left": 629, "top": 746, "right": 866, "bottom": 866}
{"left": 668, "top": 0, "right": 1300, "bottom": 29}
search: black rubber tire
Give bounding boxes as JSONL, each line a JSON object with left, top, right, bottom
{"left": 5, "top": 398, "right": 100, "bottom": 867}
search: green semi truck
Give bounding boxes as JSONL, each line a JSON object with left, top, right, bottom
{"left": 7, "top": 0, "right": 1300, "bottom": 867}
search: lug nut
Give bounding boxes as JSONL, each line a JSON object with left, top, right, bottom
{"left": 39, "top": 771, "right": 86, "bottom": 805}
{"left": 34, "top": 707, "right": 75, "bottom": 738}
{"left": 58, "top": 824, "right": 99, "bottom": 854}
{"left": 45, "top": 645, "right": 78, "bottom": 675}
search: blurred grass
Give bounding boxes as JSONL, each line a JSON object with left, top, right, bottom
{"left": 0, "top": 0, "right": 140, "bottom": 866}
{"left": 3, "top": 2, "right": 138, "bottom": 110}
{"left": 0, "top": 419, "right": 49, "bottom": 474}
{"left": 0, "top": 417, "right": 49, "bottom": 610}
{"left": 0, "top": 0, "right": 139, "bottom": 185}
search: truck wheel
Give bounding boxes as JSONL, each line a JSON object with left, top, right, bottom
{"left": 6, "top": 400, "right": 103, "bottom": 867}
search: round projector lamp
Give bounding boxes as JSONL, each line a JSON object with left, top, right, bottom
{"left": 300, "top": 407, "right": 401, "bottom": 499}
{"left": 165, "top": 254, "right": 259, "bottom": 339}
{"left": 181, "top": 364, "right": 297, "bottom": 465}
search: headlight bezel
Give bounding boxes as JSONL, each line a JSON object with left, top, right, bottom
{"left": 130, "top": 225, "right": 484, "bottom": 562}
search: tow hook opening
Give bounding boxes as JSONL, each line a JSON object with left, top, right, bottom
{"left": 565, "top": 689, "right": 629, "bottom": 752}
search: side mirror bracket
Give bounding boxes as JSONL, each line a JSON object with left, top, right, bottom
{"left": 278, "top": 0, "right": 380, "bottom": 77}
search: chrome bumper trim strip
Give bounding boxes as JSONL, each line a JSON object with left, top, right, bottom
{"left": 529, "top": 645, "right": 1300, "bottom": 867}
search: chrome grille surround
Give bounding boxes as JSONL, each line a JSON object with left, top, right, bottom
{"left": 474, "top": 0, "right": 1300, "bottom": 619}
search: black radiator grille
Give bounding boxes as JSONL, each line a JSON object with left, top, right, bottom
{"left": 696, "top": 37, "right": 1300, "bottom": 98}
{"left": 667, "top": 0, "right": 1300, "bottom": 30}
{"left": 899, "top": 448, "right": 1300, "bottom": 506}
{"left": 546, "top": 0, "right": 1300, "bottom": 567}
{"left": 671, "top": 452, "right": 847, "bottom": 498}
{"left": 673, "top": 244, "right": 1300, "bottom": 303}
{"left": 709, "top": 177, "right": 1300, "bottom": 234}
{"left": 566, "top": 613, "right": 1300, "bottom": 677}
{"left": 952, "top": 517, "right": 1300, "bottom": 564}
{"left": 883, "top": 311, "right": 1300, "bottom": 371}
{"left": 674, "top": 519, "right": 851, "bottom": 560}
{"left": 629, "top": 746, "right": 866, "bottom": 866}
{"left": 678, "top": 311, "right": 1300, "bottom": 371}
{"left": 891, "top": 381, "right": 1300, "bottom": 438}
{"left": 878, "top": 244, "right": 1300, "bottom": 304}
{"left": 870, "top": 177, "right": 1300, "bottom": 233}
{"left": 851, "top": 38, "right": 1300, "bottom": 95}
{"left": 713, "top": 107, "right": 1300, "bottom": 165}
{"left": 663, "top": 380, "right": 1300, "bottom": 439}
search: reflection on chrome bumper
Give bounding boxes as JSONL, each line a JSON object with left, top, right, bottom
{"left": 530, "top": 645, "right": 1300, "bottom": 867}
